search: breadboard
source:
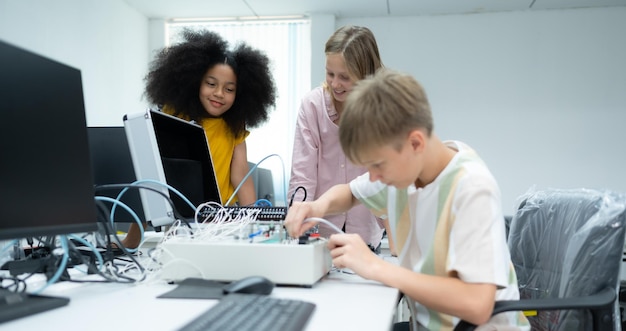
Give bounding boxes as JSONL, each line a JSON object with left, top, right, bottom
{"left": 159, "top": 239, "right": 332, "bottom": 287}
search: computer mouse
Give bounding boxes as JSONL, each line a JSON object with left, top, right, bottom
{"left": 223, "top": 275, "right": 275, "bottom": 295}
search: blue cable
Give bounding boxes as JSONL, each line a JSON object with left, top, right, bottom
{"left": 227, "top": 153, "right": 287, "bottom": 207}
{"left": 110, "top": 179, "right": 197, "bottom": 222}
{"left": 133, "top": 179, "right": 196, "bottom": 210}
{"left": 68, "top": 234, "right": 104, "bottom": 273}
{"left": 32, "top": 236, "right": 69, "bottom": 295}
{"left": 248, "top": 229, "right": 263, "bottom": 239}
{"left": 95, "top": 196, "right": 142, "bottom": 253}
{"left": 0, "top": 239, "right": 18, "bottom": 255}
{"left": 226, "top": 162, "right": 262, "bottom": 206}
{"left": 95, "top": 197, "right": 142, "bottom": 227}
{"left": 254, "top": 199, "right": 272, "bottom": 207}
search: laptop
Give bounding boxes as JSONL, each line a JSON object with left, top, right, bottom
{"left": 123, "top": 110, "right": 221, "bottom": 227}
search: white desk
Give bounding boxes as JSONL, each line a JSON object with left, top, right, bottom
{"left": 0, "top": 267, "right": 399, "bottom": 331}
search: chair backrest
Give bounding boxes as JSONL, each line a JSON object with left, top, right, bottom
{"left": 508, "top": 188, "right": 626, "bottom": 331}
{"left": 247, "top": 162, "right": 275, "bottom": 206}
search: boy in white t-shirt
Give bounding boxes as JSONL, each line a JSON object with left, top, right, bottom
{"left": 284, "top": 69, "right": 529, "bottom": 330}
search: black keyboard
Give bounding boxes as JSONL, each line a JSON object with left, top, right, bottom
{"left": 178, "top": 293, "right": 315, "bottom": 331}
{"left": 0, "top": 289, "right": 69, "bottom": 323}
{"left": 198, "top": 206, "right": 287, "bottom": 222}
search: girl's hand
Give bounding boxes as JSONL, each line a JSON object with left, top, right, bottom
{"left": 284, "top": 202, "right": 320, "bottom": 238}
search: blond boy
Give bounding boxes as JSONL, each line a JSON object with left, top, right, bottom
{"left": 285, "top": 69, "right": 529, "bottom": 330}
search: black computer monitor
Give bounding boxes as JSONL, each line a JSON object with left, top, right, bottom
{"left": 87, "top": 126, "right": 145, "bottom": 223}
{"left": 0, "top": 39, "right": 98, "bottom": 240}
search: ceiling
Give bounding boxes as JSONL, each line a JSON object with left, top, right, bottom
{"left": 124, "top": 0, "right": 626, "bottom": 19}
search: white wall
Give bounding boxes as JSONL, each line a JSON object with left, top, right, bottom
{"left": 309, "top": 14, "right": 336, "bottom": 89}
{"left": 339, "top": 7, "right": 626, "bottom": 212}
{"left": 2, "top": 1, "right": 624, "bottom": 213}
{"left": 0, "top": 0, "right": 149, "bottom": 127}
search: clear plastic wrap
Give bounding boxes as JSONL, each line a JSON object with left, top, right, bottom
{"left": 508, "top": 188, "right": 626, "bottom": 331}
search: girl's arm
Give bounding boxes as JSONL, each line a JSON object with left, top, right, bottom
{"left": 231, "top": 141, "right": 256, "bottom": 206}
{"left": 285, "top": 184, "right": 359, "bottom": 237}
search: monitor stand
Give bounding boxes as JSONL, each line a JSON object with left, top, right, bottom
{"left": 1, "top": 251, "right": 71, "bottom": 281}
{"left": 0, "top": 288, "right": 70, "bottom": 323}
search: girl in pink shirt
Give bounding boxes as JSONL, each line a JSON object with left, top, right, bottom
{"left": 289, "top": 25, "right": 395, "bottom": 254}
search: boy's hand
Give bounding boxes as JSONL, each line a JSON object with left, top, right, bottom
{"left": 284, "top": 201, "right": 320, "bottom": 238}
{"left": 328, "top": 233, "right": 381, "bottom": 280}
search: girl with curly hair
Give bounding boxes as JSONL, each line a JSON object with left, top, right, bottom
{"left": 122, "top": 29, "right": 276, "bottom": 249}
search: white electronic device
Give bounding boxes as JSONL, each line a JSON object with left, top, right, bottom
{"left": 158, "top": 238, "right": 333, "bottom": 287}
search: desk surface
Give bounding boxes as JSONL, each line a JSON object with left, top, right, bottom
{"left": 0, "top": 267, "right": 399, "bottom": 331}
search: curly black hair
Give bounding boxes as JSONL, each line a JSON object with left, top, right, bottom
{"left": 144, "top": 29, "right": 277, "bottom": 137}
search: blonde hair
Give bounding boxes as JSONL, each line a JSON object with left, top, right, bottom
{"left": 324, "top": 25, "right": 382, "bottom": 81}
{"left": 339, "top": 69, "right": 433, "bottom": 164}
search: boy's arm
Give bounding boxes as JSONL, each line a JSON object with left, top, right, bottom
{"left": 378, "top": 263, "right": 496, "bottom": 325}
{"left": 329, "top": 234, "right": 497, "bottom": 325}
{"left": 285, "top": 183, "right": 357, "bottom": 237}
{"left": 230, "top": 141, "right": 256, "bottom": 206}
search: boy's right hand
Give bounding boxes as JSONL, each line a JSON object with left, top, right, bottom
{"left": 284, "top": 201, "right": 321, "bottom": 238}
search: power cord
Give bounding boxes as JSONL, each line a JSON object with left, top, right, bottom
{"left": 289, "top": 186, "right": 307, "bottom": 207}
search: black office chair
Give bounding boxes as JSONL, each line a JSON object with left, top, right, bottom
{"left": 455, "top": 188, "right": 626, "bottom": 331}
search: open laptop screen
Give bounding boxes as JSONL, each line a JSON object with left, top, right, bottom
{"left": 151, "top": 110, "right": 221, "bottom": 212}
{"left": 124, "top": 110, "right": 221, "bottom": 226}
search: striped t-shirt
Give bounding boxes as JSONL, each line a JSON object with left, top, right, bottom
{"left": 350, "top": 141, "right": 529, "bottom": 331}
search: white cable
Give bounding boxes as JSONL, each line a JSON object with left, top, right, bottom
{"left": 303, "top": 217, "right": 345, "bottom": 234}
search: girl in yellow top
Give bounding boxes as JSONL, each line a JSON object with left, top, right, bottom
{"left": 122, "top": 29, "right": 276, "bottom": 248}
